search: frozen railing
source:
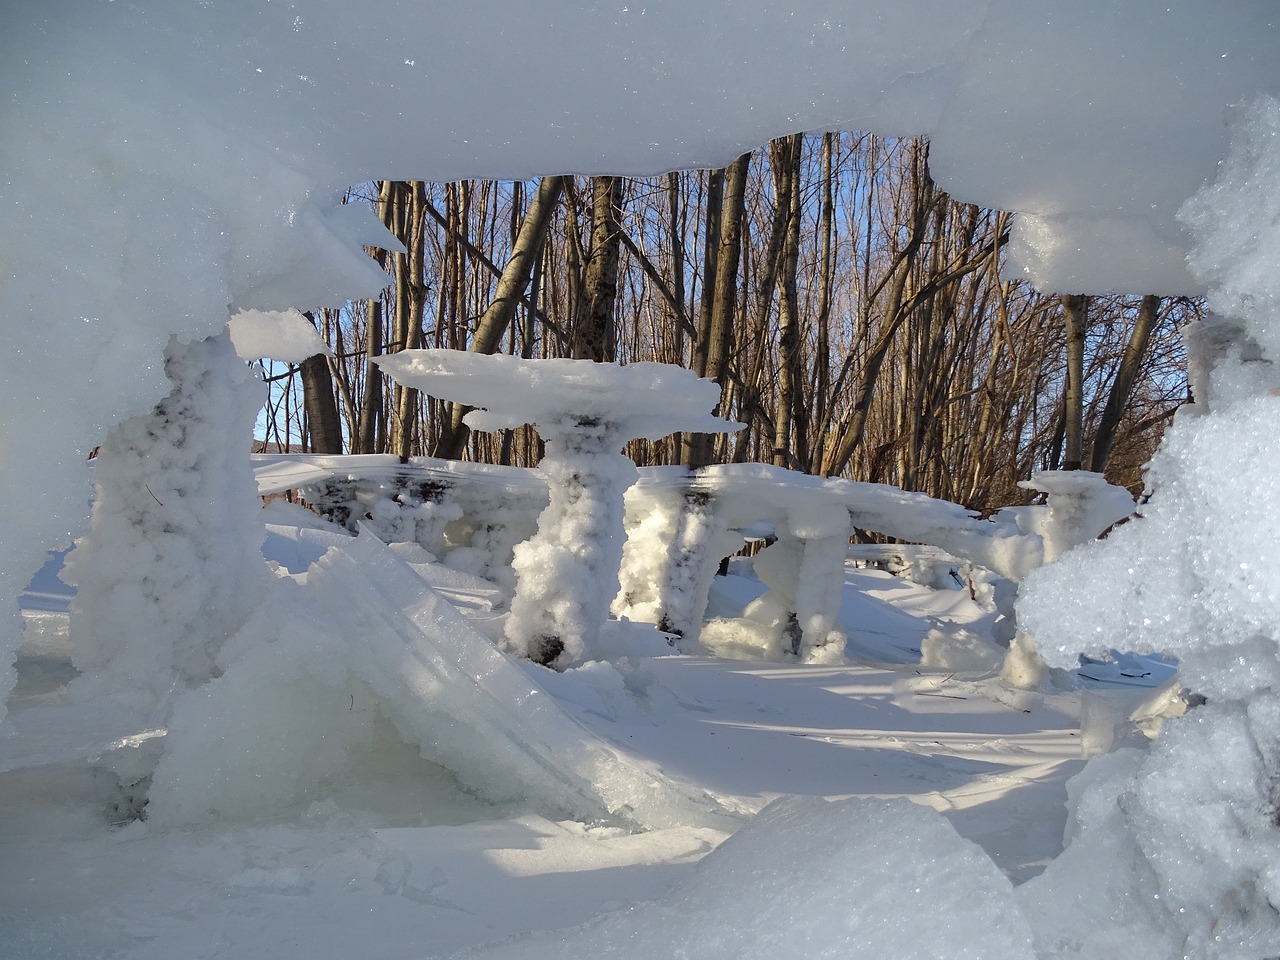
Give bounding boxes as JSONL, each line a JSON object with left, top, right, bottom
{"left": 254, "top": 453, "right": 546, "bottom": 593}
{"left": 253, "top": 454, "right": 1132, "bottom": 669}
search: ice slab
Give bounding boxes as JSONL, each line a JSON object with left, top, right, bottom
{"left": 305, "top": 530, "right": 737, "bottom": 831}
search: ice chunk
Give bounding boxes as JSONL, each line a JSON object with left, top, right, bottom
{"left": 297, "top": 531, "right": 735, "bottom": 831}
{"left": 228, "top": 308, "right": 330, "bottom": 363}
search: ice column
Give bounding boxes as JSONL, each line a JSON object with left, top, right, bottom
{"left": 63, "top": 331, "right": 270, "bottom": 717}
{"left": 505, "top": 414, "right": 636, "bottom": 666}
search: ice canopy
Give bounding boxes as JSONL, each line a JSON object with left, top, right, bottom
{"left": 2, "top": 4, "right": 1279, "bottom": 700}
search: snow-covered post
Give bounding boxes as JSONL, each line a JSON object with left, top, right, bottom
{"left": 655, "top": 488, "right": 737, "bottom": 650}
{"left": 63, "top": 331, "right": 271, "bottom": 718}
{"left": 747, "top": 500, "right": 851, "bottom": 662}
{"left": 994, "top": 470, "right": 1134, "bottom": 687}
{"left": 375, "top": 350, "right": 739, "bottom": 669}
{"left": 616, "top": 472, "right": 739, "bottom": 651}
{"left": 505, "top": 411, "right": 637, "bottom": 665}
{"left": 790, "top": 502, "right": 854, "bottom": 662}
{"left": 1014, "top": 471, "right": 1136, "bottom": 564}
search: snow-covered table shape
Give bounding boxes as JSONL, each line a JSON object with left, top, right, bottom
{"left": 375, "top": 351, "right": 739, "bottom": 668}
{"left": 1002, "top": 470, "right": 1137, "bottom": 565}
{"left": 253, "top": 453, "right": 547, "bottom": 591}
{"left": 618, "top": 463, "right": 1132, "bottom": 666}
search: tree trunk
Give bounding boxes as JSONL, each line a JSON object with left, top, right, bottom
{"left": 684, "top": 153, "right": 749, "bottom": 468}
{"left": 434, "top": 175, "right": 566, "bottom": 460}
{"left": 1060, "top": 293, "right": 1089, "bottom": 471}
{"left": 355, "top": 298, "right": 383, "bottom": 453}
{"left": 1089, "top": 294, "right": 1160, "bottom": 473}
{"left": 574, "top": 176, "right": 624, "bottom": 361}
{"left": 771, "top": 134, "right": 803, "bottom": 469}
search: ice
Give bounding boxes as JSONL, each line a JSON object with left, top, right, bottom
{"left": 154, "top": 529, "right": 736, "bottom": 831}
{"left": 228, "top": 307, "right": 331, "bottom": 362}
{"left": 452, "top": 795, "right": 1036, "bottom": 960}
{"left": 1013, "top": 95, "right": 1280, "bottom": 957}
{"left": 375, "top": 350, "right": 739, "bottom": 442}
{"left": 61, "top": 334, "right": 271, "bottom": 720}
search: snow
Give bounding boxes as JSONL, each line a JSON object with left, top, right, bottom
{"left": 375, "top": 350, "right": 740, "bottom": 441}
{"left": 5, "top": 532, "right": 1098, "bottom": 956}
{"left": 228, "top": 308, "right": 331, "bottom": 363}
{"left": 456, "top": 796, "right": 1038, "bottom": 960}
{"left": 6, "top": 2, "right": 1280, "bottom": 958}
{"left": 4, "top": 2, "right": 1277, "bottom": 710}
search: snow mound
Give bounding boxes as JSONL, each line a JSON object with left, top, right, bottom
{"left": 453, "top": 795, "right": 1035, "bottom": 960}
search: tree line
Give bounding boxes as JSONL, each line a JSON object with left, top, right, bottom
{"left": 262, "top": 131, "right": 1196, "bottom": 517}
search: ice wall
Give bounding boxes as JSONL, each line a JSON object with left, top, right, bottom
{"left": 1015, "top": 98, "right": 1280, "bottom": 957}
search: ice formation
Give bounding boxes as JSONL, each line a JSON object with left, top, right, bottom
{"left": 1015, "top": 98, "right": 1280, "bottom": 956}
{"left": 62, "top": 333, "right": 270, "bottom": 721}
{"left": 4, "top": 1, "right": 1278, "bottom": 711}
{"left": 377, "top": 351, "right": 738, "bottom": 667}
{"left": 4, "top": 3, "right": 1280, "bottom": 957}
{"left": 228, "top": 308, "right": 331, "bottom": 364}
{"left": 149, "top": 531, "right": 735, "bottom": 831}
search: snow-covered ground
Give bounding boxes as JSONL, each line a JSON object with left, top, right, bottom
{"left": 1, "top": 522, "right": 1174, "bottom": 960}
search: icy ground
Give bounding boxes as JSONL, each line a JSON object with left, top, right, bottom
{"left": 1, "top": 518, "right": 1174, "bottom": 960}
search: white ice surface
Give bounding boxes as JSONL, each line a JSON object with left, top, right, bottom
{"left": 376, "top": 351, "right": 739, "bottom": 441}
{"left": 228, "top": 308, "right": 331, "bottom": 363}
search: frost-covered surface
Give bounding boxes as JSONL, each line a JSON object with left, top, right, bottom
{"left": 62, "top": 334, "right": 270, "bottom": 721}
{"left": 5, "top": 0, "right": 1276, "bottom": 713}
{"left": 376, "top": 351, "right": 739, "bottom": 441}
{"left": 228, "top": 308, "right": 330, "bottom": 363}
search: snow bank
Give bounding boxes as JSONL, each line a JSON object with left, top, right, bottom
{"left": 452, "top": 795, "right": 1035, "bottom": 960}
